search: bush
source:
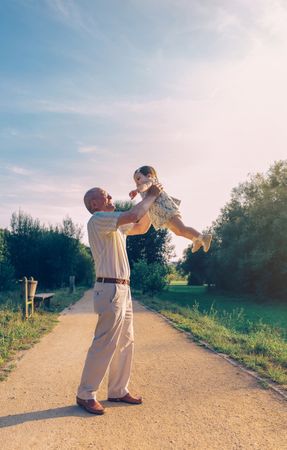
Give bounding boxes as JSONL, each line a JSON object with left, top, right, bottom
{"left": 131, "top": 260, "right": 169, "bottom": 295}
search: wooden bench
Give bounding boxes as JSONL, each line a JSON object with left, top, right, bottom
{"left": 34, "top": 293, "right": 55, "bottom": 309}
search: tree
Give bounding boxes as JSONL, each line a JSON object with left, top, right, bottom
{"left": 180, "top": 160, "right": 287, "bottom": 298}
{"left": 178, "top": 245, "right": 211, "bottom": 286}
{"left": 0, "top": 229, "right": 15, "bottom": 291}
{"left": 7, "top": 211, "right": 43, "bottom": 281}
{"left": 60, "top": 216, "right": 83, "bottom": 240}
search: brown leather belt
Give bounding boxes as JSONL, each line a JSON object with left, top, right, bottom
{"left": 96, "top": 277, "right": 130, "bottom": 286}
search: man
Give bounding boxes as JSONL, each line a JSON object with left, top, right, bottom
{"left": 76, "top": 183, "right": 162, "bottom": 414}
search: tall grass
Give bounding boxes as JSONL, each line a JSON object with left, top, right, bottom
{"left": 0, "top": 308, "right": 57, "bottom": 376}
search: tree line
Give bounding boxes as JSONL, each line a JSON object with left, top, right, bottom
{"left": 0, "top": 212, "right": 94, "bottom": 290}
{"left": 179, "top": 160, "right": 287, "bottom": 299}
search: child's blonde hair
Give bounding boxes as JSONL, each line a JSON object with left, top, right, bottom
{"left": 134, "top": 165, "right": 158, "bottom": 179}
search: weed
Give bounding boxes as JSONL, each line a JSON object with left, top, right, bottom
{"left": 258, "top": 380, "right": 269, "bottom": 389}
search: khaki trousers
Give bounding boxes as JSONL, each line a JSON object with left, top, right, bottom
{"left": 77, "top": 282, "right": 134, "bottom": 401}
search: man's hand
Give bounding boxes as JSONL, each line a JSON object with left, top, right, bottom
{"left": 146, "top": 182, "right": 163, "bottom": 198}
{"left": 129, "top": 189, "right": 138, "bottom": 200}
{"left": 117, "top": 183, "right": 163, "bottom": 228}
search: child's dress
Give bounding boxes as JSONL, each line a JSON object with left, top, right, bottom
{"left": 138, "top": 177, "right": 181, "bottom": 229}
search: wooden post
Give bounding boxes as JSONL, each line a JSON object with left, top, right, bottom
{"left": 20, "top": 277, "right": 29, "bottom": 319}
{"left": 69, "top": 276, "right": 75, "bottom": 293}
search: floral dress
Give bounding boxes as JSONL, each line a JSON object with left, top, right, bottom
{"left": 140, "top": 186, "right": 181, "bottom": 230}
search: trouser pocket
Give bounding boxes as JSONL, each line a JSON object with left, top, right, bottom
{"left": 93, "top": 283, "right": 116, "bottom": 314}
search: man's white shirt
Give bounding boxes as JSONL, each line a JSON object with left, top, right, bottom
{"left": 87, "top": 212, "right": 133, "bottom": 280}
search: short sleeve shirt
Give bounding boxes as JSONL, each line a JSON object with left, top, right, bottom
{"left": 87, "top": 211, "right": 133, "bottom": 280}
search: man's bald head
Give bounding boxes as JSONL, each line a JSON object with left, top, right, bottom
{"left": 83, "top": 187, "right": 115, "bottom": 214}
{"left": 83, "top": 188, "right": 101, "bottom": 213}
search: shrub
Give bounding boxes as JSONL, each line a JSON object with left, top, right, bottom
{"left": 131, "top": 260, "right": 169, "bottom": 295}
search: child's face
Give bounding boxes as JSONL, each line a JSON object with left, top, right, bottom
{"left": 134, "top": 171, "right": 152, "bottom": 186}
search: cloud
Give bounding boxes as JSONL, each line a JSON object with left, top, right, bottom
{"left": 47, "top": 0, "right": 84, "bottom": 27}
{"left": 47, "top": 0, "right": 71, "bottom": 19}
{"left": 8, "top": 166, "right": 32, "bottom": 176}
{"left": 78, "top": 145, "right": 103, "bottom": 154}
{"left": 46, "top": 0, "right": 110, "bottom": 41}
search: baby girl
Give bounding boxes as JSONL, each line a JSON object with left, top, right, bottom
{"left": 129, "top": 165, "right": 212, "bottom": 253}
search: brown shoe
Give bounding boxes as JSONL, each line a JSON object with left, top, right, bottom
{"left": 76, "top": 396, "right": 105, "bottom": 415}
{"left": 108, "top": 393, "right": 143, "bottom": 404}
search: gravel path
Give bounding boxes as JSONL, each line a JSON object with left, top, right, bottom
{"left": 0, "top": 290, "right": 286, "bottom": 450}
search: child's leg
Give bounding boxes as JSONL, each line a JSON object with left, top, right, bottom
{"left": 167, "top": 216, "right": 212, "bottom": 253}
{"left": 166, "top": 216, "right": 201, "bottom": 240}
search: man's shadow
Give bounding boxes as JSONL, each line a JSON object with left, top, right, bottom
{"left": 0, "top": 405, "right": 93, "bottom": 428}
{"left": 0, "top": 401, "right": 131, "bottom": 428}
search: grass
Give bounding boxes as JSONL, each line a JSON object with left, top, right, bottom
{"left": 134, "top": 283, "right": 287, "bottom": 389}
{"left": 0, "top": 286, "right": 87, "bottom": 380}
{"left": 161, "top": 284, "right": 287, "bottom": 332}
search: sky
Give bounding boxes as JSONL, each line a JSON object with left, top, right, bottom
{"left": 1, "top": 0, "right": 287, "bottom": 260}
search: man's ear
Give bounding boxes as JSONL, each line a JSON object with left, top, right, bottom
{"left": 91, "top": 199, "right": 98, "bottom": 212}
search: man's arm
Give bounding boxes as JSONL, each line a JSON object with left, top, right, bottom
{"left": 117, "top": 184, "right": 161, "bottom": 228}
{"left": 126, "top": 213, "right": 151, "bottom": 236}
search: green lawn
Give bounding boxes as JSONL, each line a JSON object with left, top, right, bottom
{"left": 134, "top": 283, "right": 287, "bottom": 388}
{"left": 163, "top": 284, "right": 287, "bottom": 333}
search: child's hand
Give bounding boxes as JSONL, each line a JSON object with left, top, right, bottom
{"left": 129, "top": 189, "right": 138, "bottom": 200}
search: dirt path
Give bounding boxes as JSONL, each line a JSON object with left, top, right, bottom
{"left": 0, "top": 290, "right": 286, "bottom": 450}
